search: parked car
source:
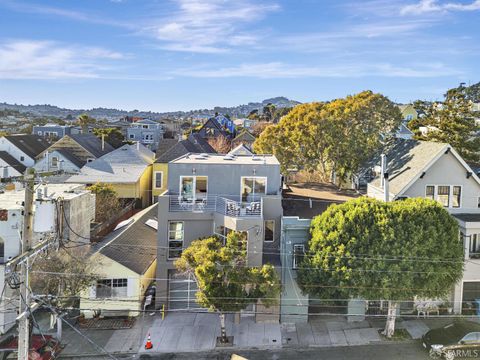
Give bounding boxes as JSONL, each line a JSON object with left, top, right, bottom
{"left": 422, "top": 321, "right": 480, "bottom": 359}
{"left": 0, "top": 335, "right": 62, "bottom": 360}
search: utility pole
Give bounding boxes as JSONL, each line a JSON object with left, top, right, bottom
{"left": 18, "top": 170, "right": 34, "bottom": 360}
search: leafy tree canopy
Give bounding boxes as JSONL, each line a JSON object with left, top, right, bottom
{"left": 93, "top": 127, "right": 125, "bottom": 148}
{"left": 253, "top": 91, "right": 402, "bottom": 178}
{"left": 409, "top": 87, "right": 480, "bottom": 163}
{"left": 297, "top": 197, "right": 464, "bottom": 336}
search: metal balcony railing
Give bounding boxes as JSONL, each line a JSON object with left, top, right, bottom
{"left": 167, "top": 194, "right": 263, "bottom": 218}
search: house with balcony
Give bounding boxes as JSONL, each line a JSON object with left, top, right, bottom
{"left": 152, "top": 134, "right": 215, "bottom": 203}
{"left": 155, "top": 153, "right": 283, "bottom": 311}
{"left": 127, "top": 119, "right": 165, "bottom": 151}
{"left": 365, "top": 138, "right": 480, "bottom": 314}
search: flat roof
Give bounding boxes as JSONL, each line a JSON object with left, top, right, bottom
{"left": 0, "top": 183, "right": 89, "bottom": 210}
{"left": 282, "top": 183, "right": 359, "bottom": 219}
{"left": 171, "top": 153, "right": 280, "bottom": 165}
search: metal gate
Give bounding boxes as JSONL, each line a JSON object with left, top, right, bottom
{"left": 168, "top": 272, "right": 201, "bottom": 311}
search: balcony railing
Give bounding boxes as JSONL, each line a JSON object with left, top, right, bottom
{"left": 168, "top": 194, "right": 263, "bottom": 218}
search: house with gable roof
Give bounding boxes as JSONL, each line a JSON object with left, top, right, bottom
{"left": 365, "top": 138, "right": 480, "bottom": 314}
{"left": 34, "top": 134, "right": 115, "bottom": 174}
{"left": 80, "top": 204, "right": 157, "bottom": 318}
{"left": 0, "top": 134, "right": 49, "bottom": 167}
{"left": 67, "top": 143, "right": 155, "bottom": 208}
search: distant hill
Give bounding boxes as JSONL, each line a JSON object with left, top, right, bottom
{"left": 0, "top": 96, "right": 301, "bottom": 121}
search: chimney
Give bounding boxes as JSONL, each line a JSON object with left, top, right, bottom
{"left": 381, "top": 153, "right": 389, "bottom": 202}
{"left": 136, "top": 141, "right": 140, "bottom": 150}
{"left": 45, "top": 151, "right": 49, "bottom": 172}
{"left": 101, "top": 134, "right": 105, "bottom": 151}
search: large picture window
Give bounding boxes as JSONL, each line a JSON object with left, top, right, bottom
{"left": 168, "top": 221, "right": 184, "bottom": 259}
{"left": 96, "top": 278, "right": 127, "bottom": 298}
{"left": 241, "top": 177, "right": 266, "bottom": 202}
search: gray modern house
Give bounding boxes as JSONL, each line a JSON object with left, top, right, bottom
{"left": 156, "top": 153, "right": 283, "bottom": 312}
{"left": 127, "top": 119, "right": 165, "bottom": 151}
{"left": 32, "top": 124, "right": 80, "bottom": 139}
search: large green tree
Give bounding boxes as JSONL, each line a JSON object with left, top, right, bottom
{"left": 297, "top": 197, "right": 464, "bottom": 337}
{"left": 175, "top": 232, "right": 280, "bottom": 343}
{"left": 410, "top": 87, "right": 480, "bottom": 163}
{"left": 87, "top": 183, "right": 121, "bottom": 223}
{"left": 253, "top": 91, "right": 402, "bottom": 180}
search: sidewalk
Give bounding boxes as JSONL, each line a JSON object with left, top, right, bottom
{"left": 138, "top": 312, "right": 282, "bottom": 354}
{"left": 138, "top": 313, "right": 446, "bottom": 354}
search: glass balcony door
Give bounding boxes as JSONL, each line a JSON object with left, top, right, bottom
{"left": 241, "top": 177, "right": 267, "bottom": 202}
{"left": 180, "top": 176, "right": 208, "bottom": 202}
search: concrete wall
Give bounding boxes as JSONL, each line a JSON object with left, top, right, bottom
{"left": 62, "top": 192, "right": 96, "bottom": 244}
{"left": 168, "top": 162, "right": 282, "bottom": 197}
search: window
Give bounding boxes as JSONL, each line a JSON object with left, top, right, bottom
{"left": 180, "top": 176, "right": 208, "bottom": 200}
{"left": 129, "top": 134, "right": 135, "bottom": 139}
{"left": 461, "top": 332, "right": 480, "bottom": 343}
{"left": 471, "top": 234, "right": 480, "bottom": 257}
{"left": 264, "top": 220, "right": 275, "bottom": 242}
{"left": 241, "top": 177, "right": 267, "bottom": 202}
{"left": 406, "top": 114, "right": 414, "bottom": 121}
{"left": 51, "top": 156, "right": 58, "bottom": 168}
{"left": 96, "top": 278, "right": 127, "bottom": 298}
{"left": 20, "top": 156, "right": 25, "bottom": 162}
{"left": 293, "top": 244, "right": 305, "bottom": 270}
{"left": 168, "top": 221, "right": 184, "bottom": 259}
{"left": 453, "top": 186, "right": 461, "bottom": 208}
{"left": 154, "top": 171, "right": 163, "bottom": 189}
{"left": 425, "top": 186, "right": 435, "bottom": 200}
{"left": 37, "top": 131, "right": 42, "bottom": 135}
{"left": 206, "top": 128, "right": 215, "bottom": 136}
{"left": 437, "top": 186, "right": 450, "bottom": 207}
{"left": 214, "top": 224, "right": 233, "bottom": 244}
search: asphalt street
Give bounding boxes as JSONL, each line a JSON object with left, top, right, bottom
{"left": 60, "top": 342, "right": 434, "bottom": 360}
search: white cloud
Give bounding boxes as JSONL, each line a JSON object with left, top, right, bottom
{"left": 0, "top": 40, "right": 125, "bottom": 79}
{"left": 173, "top": 62, "right": 461, "bottom": 79}
{"left": 400, "top": 0, "right": 480, "bottom": 15}
{"left": 148, "top": 0, "right": 279, "bottom": 53}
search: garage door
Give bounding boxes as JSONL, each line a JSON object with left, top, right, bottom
{"left": 168, "top": 271, "right": 202, "bottom": 311}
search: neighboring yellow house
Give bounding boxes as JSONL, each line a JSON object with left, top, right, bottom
{"left": 398, "top": 104, "right": 418, "bottom": 122}
{"left": 152, "top": 134, "right": 215, "bottom": 203}
{"left": 80, "top": 204, "right": 157, "bottom": 318}
{"left": 67, "top": 143, "right": 155, "bottom": 208}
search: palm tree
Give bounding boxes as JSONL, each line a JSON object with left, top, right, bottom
{"left": 77, "top": 114, "right": 96, "bottom": 134}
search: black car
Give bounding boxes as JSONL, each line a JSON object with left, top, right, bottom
{"left": 422, "top": 321, "right": 480, "bottom": 359}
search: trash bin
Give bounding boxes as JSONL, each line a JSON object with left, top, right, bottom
{"left": 474, "top": 299, "right": 480, "bottom": 316}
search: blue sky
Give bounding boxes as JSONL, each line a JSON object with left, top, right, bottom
{"left": 0, "top": 0, "right": 479, "bottom": 112}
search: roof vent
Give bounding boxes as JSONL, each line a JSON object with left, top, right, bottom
{"left": 200, "top": 153, "right": 209, "bottom": 158}
{"left": 145, "top": 219, "right": 158, "bottom": 230}
{"left": 223, "top": 154, "right": 236, "bottom": 161}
